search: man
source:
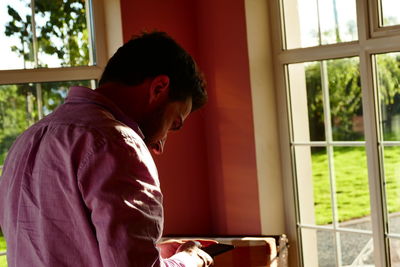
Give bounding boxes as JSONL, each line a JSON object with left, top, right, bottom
{"left": 0, "top": 32, "right": 212, "bottom": 266}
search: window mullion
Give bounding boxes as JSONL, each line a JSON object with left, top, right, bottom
{"left": 0, "top": 66, "right": 103, "bottom": 85}
{"left": 359, "top": 46, "right": 389, "bottom": 267}
{"left": 85, "top": 0, "right": 96, "bottom": 66}
{"left": 358, "top": 0, "right": 388, "bottom": 265}
{"left": 29, "top": 0, "right": 44, "bottom": 119}
{"left": 321, "top": 60, "right": 342, "bottom": 267}
{"left": 90, "top": 0, "right": 108, "bottom": 68}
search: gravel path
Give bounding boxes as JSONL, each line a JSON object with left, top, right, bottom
{"left": 314, "top": 214, "right": 400, "bottom": 267}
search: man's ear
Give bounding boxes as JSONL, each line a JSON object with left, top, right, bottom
{"left": 149, "top": 75, "right": 170, "bottom": 104}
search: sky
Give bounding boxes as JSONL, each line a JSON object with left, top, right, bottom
{"left": 0, "top": 0, "right": 31, "bottom": 70}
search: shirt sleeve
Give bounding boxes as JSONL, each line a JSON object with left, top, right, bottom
{"left": 76, "top": 128, "right": 195, "bottom": 267}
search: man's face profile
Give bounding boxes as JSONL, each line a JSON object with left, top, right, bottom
{"left": 143, "top": 96, "right": 192, "bottom": 155}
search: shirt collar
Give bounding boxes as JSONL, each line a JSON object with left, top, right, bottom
{"left": 65, "top": 86, "right": 145, "bottom": 139}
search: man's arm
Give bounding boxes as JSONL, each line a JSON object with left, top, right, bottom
{"left": 76, "top": 131, "right": 208, "bottom": 266}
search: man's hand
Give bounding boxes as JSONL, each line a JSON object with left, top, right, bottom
{"left": 158, "top": 239, "right": 215, "bottom": 266}
{"left": 157, "top": 239, "right": 217, "bottom": 259}
{"left": 157, "top": 239, "right": 185, "bottom": 259}
{"left": 176, "top": 241, "right": 213, "bottom": 267}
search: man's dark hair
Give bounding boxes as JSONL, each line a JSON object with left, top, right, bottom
{"left": 99, "top": 31, "right": 207, "bottom": 111}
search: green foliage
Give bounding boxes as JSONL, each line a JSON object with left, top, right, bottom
{"left": 377, "top": 54, "right": 400, "bottom": 105}
{"left": 377, "top": 54, "right": 400, "bottom": 140}
{"left": 305, "top": 54, "right": 400, "bottom": 142}
{"left": 35, "top": 0, "right": 89, "bottom": 66}
{"left": 0, "top": 80, "right": 90, "bottom": 167}
{"left": 5, "top": 0, "right": 89, "bottom": 67}
{"left": 0, "top": 85, "right": 32, "bottom": 164}
{"left": 5, "top": 7, "right": 33, "bottom": 65}
{"left": 305, "top": 58, "right": 362, "bottom": 141}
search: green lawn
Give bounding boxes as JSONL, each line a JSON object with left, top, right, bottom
{"left": 0, "top": 256, "right": 6, "bottom": 267}
{"left": 312, "top": 147, "right": 400, "bottom": 225}
{"left": 0, "top": 234, "right": 6, "bottom": 267}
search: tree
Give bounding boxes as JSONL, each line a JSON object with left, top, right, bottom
{"left": 306, "top": 54, "right": 400, "bottom": 142}
{"left": 0, "top": 85, "right": 31, "bottom": 165}
{"left": 305, "top": 58, "right": 362, "bottom": 141}
{"left": 376, "top": 53, "right": 400, "bottom": 140}
{"left": 1, "top": 0, "right": 90, "bottom": 166}
{"left": 5, "top": 7, "right": 34, "bottom": 68}
{"left": 5, "top": 0, "right": 89, "bottom": 67}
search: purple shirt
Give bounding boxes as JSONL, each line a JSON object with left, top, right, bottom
{"left": 0, "top": 87, "right": 195, "bottom": 267}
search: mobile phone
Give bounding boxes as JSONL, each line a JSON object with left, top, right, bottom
{"left": 202, "top": 243, "right": 235, "bottom": 257}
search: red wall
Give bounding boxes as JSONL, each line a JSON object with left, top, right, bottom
{"left": 120, "top": 0, "right": 261, "bottom": 235}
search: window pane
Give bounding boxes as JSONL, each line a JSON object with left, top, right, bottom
{"left": 334, "top": 147, "right": 372, "bottom": 230}
{"left": 380, "top": 0, "right": 400, "bottom": 27}
{"left": 328, "top": 58, "right": 363, "bottom": 141}
{"left": 311, "top": 147, "right": 333, "bottom": 225}
{"left": 389, "top": 238, "right": 400, "bottom": 266}
{"left": 0, "top": 0, "right": 92, "bottom": 70}
{"left": 0, "top": 0, "right": 33, "bottom": 69}
{"left": 382, "top": 146, "right": 400, "bottom": 234}
{"left": 288, "top": 58, "right": 363, "bottom": 142}
{"left": 0, "top": 80, "right": 93, "bottom": 168}
{"left": 376, "top": 52, "right": 400, "bottom": 141}
{"left": 282, "top": 0, "right": 357, "bottom": 49}
{"left": 288, "top": 62, "right": 326, "bottom": 142}
{"left": 295, "top": 146, "right": 334, "bottom": 225}
{"left": 294, "top": 146, "right": 316, "bottom": 225}
{"left": 301, "top": 228, "right": 337, "bottom": 267}
{"left": 295, "top": 146, "right": 333, "bottom": 225}
{"left": 339, "top": 232, "right": 374, "bottom": 266}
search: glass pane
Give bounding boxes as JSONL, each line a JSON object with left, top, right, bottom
{"left": 295, "top": 147, "right": 333, "bottom": 225}
{"left": 376, "top": 52, "right": 400, "bottom": 141}
{"left": 301, "top": 228, "right": 337, "bottom": 267}
{"left": 390, "top": 238, "right": 400, "bottom": 266}
{"left": 288, "top": 62, "right": 326, "bottom": 142}
{"left": 288, "top": 58, "right": 363, "bottom": 142}
{"left": 382, "top": 146, "right": 400, "bottom": 234}
{"left": 0, "top": 0, "right": 92, "bottom": 70}
{"left": 380, "top": 0, "right": 400, "bottom": 27}
{"left": 334, "top": 147, "right": 372, "bottom": 230}
{"left": 328, "top": 58, "right": 364, "bottom": 141}
{"left": 311, "top": 147, "right": 333, "bottom": 225}
{"left": 282, "top": 0, "right": 358, "bottom": 49}
{"left": 0, "top": 0, "right": 33, "bottom": 69}
{"left": 339, "top": 232, "right": 374, "bottom": 266}
{"left": 0, "top": 80, "right": 93, "bottom": 168}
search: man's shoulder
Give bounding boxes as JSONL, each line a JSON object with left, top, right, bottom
{"left": 47, "top": 101, "right": 141, "bottom": 140}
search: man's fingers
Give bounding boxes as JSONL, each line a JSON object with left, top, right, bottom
{"left": 175, "top": 241, "right": 213, "bottom": 266}
{"left": 198, "top": 249, "right": 213, "bottom": 266}
{"left": 176, "top": 240, "right": 202, "bottom": 253}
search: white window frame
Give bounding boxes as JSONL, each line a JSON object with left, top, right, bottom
{"left": 0, "top": 0, "right": 121, "bottom": 85}
{"left": 369, "top": 0, "right": 400, "bottom": 38}
{"left": 269, "top": 0, "right": 400, "bottom": 266}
